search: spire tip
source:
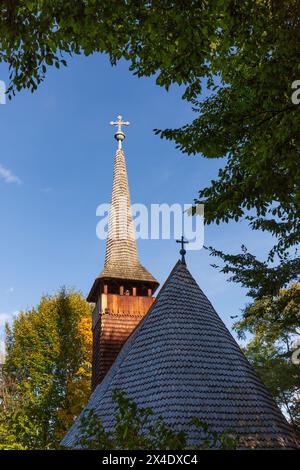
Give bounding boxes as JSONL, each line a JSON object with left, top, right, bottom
{"left": 110, "top": 115, "right": 130, "bottom": 150}
{"left": 176, "top": 236, "right": 189, "bottom": 265}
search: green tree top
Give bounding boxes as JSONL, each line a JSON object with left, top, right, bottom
{"left": 1, "top": 288, "right": 92, "bottom": 449}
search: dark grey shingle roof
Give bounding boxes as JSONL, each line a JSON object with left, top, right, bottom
{"left": 63, "top": 261, "right": 298, "bottom": 449}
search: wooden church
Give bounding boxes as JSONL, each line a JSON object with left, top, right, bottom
{"left": 62, "top": 117, "right": 298, "bottom": 449}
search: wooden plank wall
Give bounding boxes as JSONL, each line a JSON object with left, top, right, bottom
{"left": 92, "top": 295, "right": 156, "bottom": 390}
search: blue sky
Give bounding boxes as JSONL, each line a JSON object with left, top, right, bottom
{"left": 0, "top": 54, "right": 275, "bottom": 354}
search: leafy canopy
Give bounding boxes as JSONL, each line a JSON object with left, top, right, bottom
{"left": 0, "top": 288, "right": 92, "bottom": 449}
{"left": 1, "top": 1, "right": 299, "bottom": 295}
{"left": 234, "top": 284, "right": 300, "bottom": 435}
{"left": 73, "top": 389, "right": 237, "bottom": 450}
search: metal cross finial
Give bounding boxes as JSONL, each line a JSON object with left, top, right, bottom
{"left": 176, "top": 236, "right": 189, "bottom": 265}
{"left": 110, "top": 115, "right": 130, "bottom": 149}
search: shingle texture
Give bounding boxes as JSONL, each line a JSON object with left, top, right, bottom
{"left": 62, "top": 261, "right": 298, "bottom": 449}
{"left": 98, "top": 148, "right": 157, "bottom": 284}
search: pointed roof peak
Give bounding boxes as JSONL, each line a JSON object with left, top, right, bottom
{"left": 87, "top": 128, "right": 158, "bottom": 302}
{"left": 110, "top": 114, "right": 130, "bottom": 150}
{"left": 66, "top": 258, "right": 298, "bottom": 449}
{"left": 104, "top": 147, "right": 138, "bottom": 267}
{"left": 176, "top": 236, "right": 189, "bottom": 265}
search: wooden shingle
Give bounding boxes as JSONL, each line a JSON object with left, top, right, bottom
{"left": 87, "top": 148, "right": 158, "bottom": 302}
{"left": 62, "top": 261, "right": 299, "bottom": 449}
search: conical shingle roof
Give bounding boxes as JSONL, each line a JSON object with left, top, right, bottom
{"left": 87, "top": 148, "right": 158, "bottom": 302}
{"left": 63, "top": 261, "right": 298, "bottom": 449}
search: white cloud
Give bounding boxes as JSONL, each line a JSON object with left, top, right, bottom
{"left": 0, "top": 339, "right": 5, "bottom": 357}
{"left": 0, "top": 311, "right": 19, "bottom": 359}
{"left": 0, "top": 313, "right": 12, "bottom": 326}
{"left": 0, "top": 311, "right": 19, "bottom": 326}
{"left": 0, "top": 164, "right": 21, "bottom": 184}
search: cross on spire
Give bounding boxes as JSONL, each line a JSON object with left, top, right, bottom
{"left": 110, "top": 115, "right": 130, "bottom": 149}
{"left": 176, "top": 236, "right": 189, "bottom": 265}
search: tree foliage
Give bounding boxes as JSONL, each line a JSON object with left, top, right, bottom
{"left": 73, "top": 390, "right": 237, "bottom": 450}
{"left": 0, "top": 1, "right": 299, "bottom": 294}
{"left": 0, "top": 2, "right": 299, "bottom": 445}
{"left": 0, "top": 288, "right": 92, "bottom": 449}
{"left": 209, "top": 245, "right": 300, "bottom": 300}
{"left": 234, "top": 284, "right": 300, "bottom": 435}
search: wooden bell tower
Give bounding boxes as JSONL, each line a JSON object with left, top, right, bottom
{"left": 88, "top": 116, "right": 159, "bottom": 390}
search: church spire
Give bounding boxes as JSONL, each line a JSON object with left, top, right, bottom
{"left": 87, "top": 116, "right": 159, "bottom": 389}
{"left": 104, "top": 140, "right": 139, "bottom": 269}
{"left": 87, "top": 116, "right": 158, "bottom": 302}
{"left": 105, "top": 114, "right": 137, "bottom": 268}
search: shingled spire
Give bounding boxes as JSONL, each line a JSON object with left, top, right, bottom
{"left": 88, "top": 116, "right": 158, "bottom": 390}
{"left": 63, "top": 261, "right": 298, "bottom": 449}
{"left": 104, "top": 146, "right": 139, "bottom": 267}
{"left": 97, "top": 147, "right": 157, "bottom": 285}
{"left": 87, "top": 116, "right": 158, "bottom": 302}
